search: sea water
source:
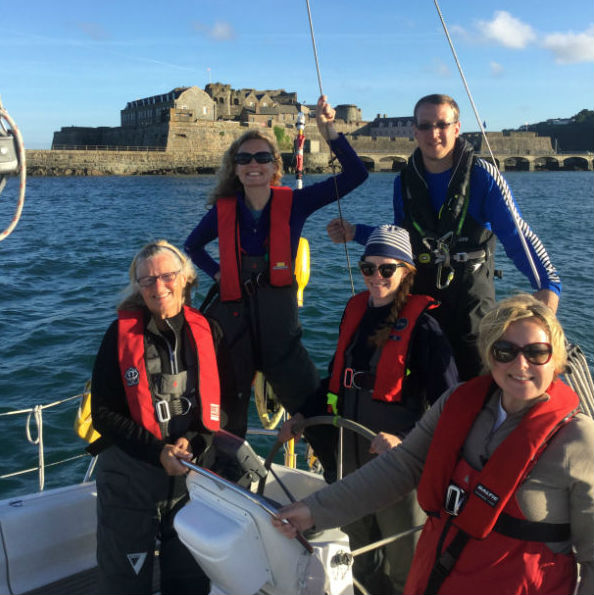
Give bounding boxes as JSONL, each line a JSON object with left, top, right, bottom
{"left": 0, "top": 171, "right": 592, "bottom": 498}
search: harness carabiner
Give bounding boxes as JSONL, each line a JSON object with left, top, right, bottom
{"left": 435, "top": 234, "right": 455, "bottom": 289}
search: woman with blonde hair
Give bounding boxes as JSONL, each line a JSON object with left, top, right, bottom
{"left": 184, "top": 95, "right": 368, "bottom": 436}
{"left": 91, "top": 239, "right": 232, "bottom": 594}
{"left": 274, "top": 293, "right": 594, "bottom": 595}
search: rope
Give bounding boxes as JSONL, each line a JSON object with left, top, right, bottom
{"left": 25, "top": 405, "right": 45, "bottom": 490}
{"left": 304, "top": 0, "right": 356, "bottom": 295}
{"left": 304, "top": 0, "right": 324, "bottom": 97}
{"left": 432, "top": 0, "right": 542, "bottom": 289}
{"left": 0, "top": 100, "right": 26, "bottom": 242}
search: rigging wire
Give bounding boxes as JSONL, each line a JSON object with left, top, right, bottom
{"left": 304, "top": 0, "right": 355, "bottom": 295}
{"left": 432, "top": 0, "right": 542, "bottom": 289}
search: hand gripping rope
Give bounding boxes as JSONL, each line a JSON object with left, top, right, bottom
{"left": 0, "top": 99, "right": 26, "bottom": 241}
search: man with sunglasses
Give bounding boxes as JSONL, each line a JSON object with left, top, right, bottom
{"left": 327, "top": 93, "right": 561, "bottom": 380}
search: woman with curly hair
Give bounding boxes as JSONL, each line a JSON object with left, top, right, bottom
{"left": 184, "top": 95, "right": 368, "bottom": 436}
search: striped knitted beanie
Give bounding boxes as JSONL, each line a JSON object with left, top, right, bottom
{"left": 363, "top": 224, "right": 414, "bottom": 265}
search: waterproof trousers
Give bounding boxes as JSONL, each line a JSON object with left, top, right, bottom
{"left": 96, "top": 446, "right": 209, "bottom": 595}
{"left": 205, "top": 280, "right": 320, "bottom": 436}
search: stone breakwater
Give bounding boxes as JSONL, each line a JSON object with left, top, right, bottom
{"left": 26, "top": 149, "right": 335, "bottom": 176}
{"left": 26, "top": 149, "right": 224, "bottom": 176}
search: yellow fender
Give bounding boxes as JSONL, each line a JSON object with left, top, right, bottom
{"left": 295, "top": 237, "right": 310, "bottom": 307}
{"left": 74, "top": 380, "right": 101, "bottom": 443}
{"left": 253, "top": 372, "right": 285, "bottom": 430}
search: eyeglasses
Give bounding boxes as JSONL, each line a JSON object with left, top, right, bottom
{"left": 491, "top": 341, "right": 553, "bottom": 366}
{"left": 415, "top": 121, "right": 457, "bottom": 132}
{"left": 136, "top": 270, "right": 181, "bottom": 288}
{"left": 233, "top": 151, "right": 275, "bottom": 165}
{"left": 359, "top": 262, "right": 407, "bottom": 278}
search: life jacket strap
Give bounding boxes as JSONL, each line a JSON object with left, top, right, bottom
{"left": 424, "top": 527, "right": 470, "bottom": 595}
{"left": 494, "top": 514, "right": 570, "bottom": 542}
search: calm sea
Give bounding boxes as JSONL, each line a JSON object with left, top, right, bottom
{"left": 0, "top": 171, "right": 592, "bottom": 498}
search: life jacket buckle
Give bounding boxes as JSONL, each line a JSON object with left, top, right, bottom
{"left": 444, "top": 483, "right": 466, "bottom": 516}
{"left": 178, "top": 396, "right": 192, "bottom": 416}
{"left": 343, "top": 368, "right": 355, "bottom": 389}
{"left": 155, "top": 400, "right": 171, "bottom": 423}
{"left": 243, "top": 278, "right": 256, "bottom": 296}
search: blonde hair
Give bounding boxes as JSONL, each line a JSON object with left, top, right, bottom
{"left": 208, "top": 129, "right": 283, "bottom": 205}
{"left": 478, "top": 294, "right": 567, "bottom": 374}
{"left": 117, "top": 239, "right": 197, "bottom": 311}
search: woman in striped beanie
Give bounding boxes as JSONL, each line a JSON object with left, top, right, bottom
{"left": 280, "top": 224, "right": 458, "bottom": 594}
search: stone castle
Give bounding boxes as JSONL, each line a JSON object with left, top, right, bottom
{"left": 51, "top": 83, "right": 364, "bottom": 152}
{"left": 37, "top": 82, "right": 591, "bottom": 175}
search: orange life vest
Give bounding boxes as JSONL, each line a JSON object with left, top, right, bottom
{"left": 117, "top": 306, "right": 221, "bottom": 439}
{"left": 217, "top": 187, "right": 293, "bottom": 301}
{"left": 328, "top": 292, "right": 436, "bottom": 403}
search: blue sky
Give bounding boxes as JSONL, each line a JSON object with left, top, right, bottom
{"left": 3, "top": 0, "right": 593, "bottom": 148}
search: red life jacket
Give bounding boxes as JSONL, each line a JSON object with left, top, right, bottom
{"left": 328, "top": 292, "right": 436, "bottom": 403}
{"left": 405, "top": 376, "right": 579, "bottom": 595}
{"left": 217, "top": 187, "right": 293, "bottom": 301}
{"left": 117, "top": 306, "right": 221, "bottom": 439}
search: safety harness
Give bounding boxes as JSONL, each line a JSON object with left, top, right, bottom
{"left": 401, "top": 138, "right": 492, "bottom": 289}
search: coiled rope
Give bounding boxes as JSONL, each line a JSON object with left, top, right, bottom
{"left": 0, "top": 100, "right": 26, "bottom": 242}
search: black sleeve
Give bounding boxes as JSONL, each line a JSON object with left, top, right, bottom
{"left": 91, "top": 320, "right": 165, "bottom": 466}
{"left": 408, "top": 313, "right": 459, "bottom": 405}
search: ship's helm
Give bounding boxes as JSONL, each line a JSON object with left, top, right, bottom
{"left": 174, "top": 430, "right": 354, "bottom": 595}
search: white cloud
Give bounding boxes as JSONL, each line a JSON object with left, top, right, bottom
{"left": 542, "top": 25, "right": 594, "bottom": 63}
{"left": 209, "top": 22, "right": 235, "bottom": 41}
{"left": 477, "top": 11, "right": 536, "bottom": 49}
{"left": 490, "top": 61, "right": 504, "bottom": 76}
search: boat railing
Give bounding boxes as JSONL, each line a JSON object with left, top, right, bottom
{"left": 0, "top": 395, "right": 299, "bottom": 495}
{"left": 0, "top": 394, "right": 92, "bottom": 492}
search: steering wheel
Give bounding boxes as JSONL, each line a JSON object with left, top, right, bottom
{"left": 257, "top": 415, "right": 377, "bottom": 500}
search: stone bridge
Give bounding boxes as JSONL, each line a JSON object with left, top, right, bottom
{"left": 352, "top": 151, "right": 594, "bottom": 172}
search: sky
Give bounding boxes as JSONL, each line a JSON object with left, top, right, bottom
{"left": 2, "top": 0, "right": 593, "bottom": 149}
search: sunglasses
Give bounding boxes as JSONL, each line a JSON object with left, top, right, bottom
{"left": 137, "top": 270, "right": 181, "bottom": 288}
{"left": 359, "top": 262, "right": 406, "bottom": 279}
{"left": 234, "top": 151, "right": 274, "bottom": 165}
{"left": 415, "top": 121, "right": 457, "bottom": 131}
{"left": 491, "top": 340, "right": 553, "bottom": 365}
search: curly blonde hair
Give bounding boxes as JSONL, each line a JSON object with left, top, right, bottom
{"left": 117, "top": 239, "right": 197, "bottom": 311}
{"left": 208, "top": 129, "right": 284, "bottom": 205}
{"left": 478, "top": 293, "right": 567, "bottom": 375}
